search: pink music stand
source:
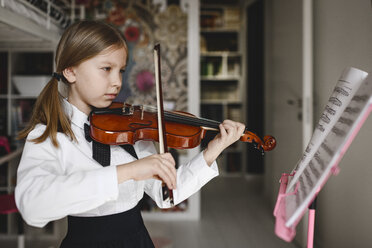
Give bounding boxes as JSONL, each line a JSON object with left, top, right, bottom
{"left": 274, "top": 94, "right": 372, "bottom": 247}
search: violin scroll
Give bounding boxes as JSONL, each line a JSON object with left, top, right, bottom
{"left": 240, "top": 131, "right": 276, "bottom": 153}
{"left": 263, "top": 135, "right": 276, "bottom": 152}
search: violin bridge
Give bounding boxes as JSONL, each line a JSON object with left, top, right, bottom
{"left": 140, "top": 105, "right": 144, "bottom": 120}
{"left": 121, "top": 102, "right": 134, "bottom": 115}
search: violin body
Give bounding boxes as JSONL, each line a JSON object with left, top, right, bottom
{"left": 88, "top": 102, "right": 276, "bottom": 153}
{"left": 89, "top": 102, "right": 207, "bottom": 149}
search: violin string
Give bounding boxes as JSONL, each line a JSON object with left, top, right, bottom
{"left": 142, "top": 105, "right": 249, "bottom": 132}
{"left": 164, "top": 111, "right": 221, "bottom": 129}
{"left": 144, "top": 105, "right": 221, "bottom": 129}
{"left": 165, "top": 112, "right": 250, "bottom": 133}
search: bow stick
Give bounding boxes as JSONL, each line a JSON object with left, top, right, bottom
{"left": 154, "top": 44, "right": 174, "bottom": 206}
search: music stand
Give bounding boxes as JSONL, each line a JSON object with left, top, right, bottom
{"left": 273, "top": 68, "right": 371, "bottom": 247}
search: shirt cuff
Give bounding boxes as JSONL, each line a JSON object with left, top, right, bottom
{"left": 96, "top": 165, "right": 119, "bottom": 202}
{"left": 188, "top": 152, "right": 219, "bottom": 184}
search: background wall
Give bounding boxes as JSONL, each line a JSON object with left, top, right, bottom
{"left": 82, "top": 0, "right": 189, "bottom": 111}
{"left": 314, "top": 0, "right": 372, "bottom": 247}
{"left": 263, "top": 0, "right": 303, "bottom": 207}
{"left": 263, "top": 0, "right": 305, "bottom": 245}
{"left": 264, "top": 0, "right": 372, "bottom": 247}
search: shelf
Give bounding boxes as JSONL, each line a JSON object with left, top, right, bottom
{"left": 0, "top": 52, "right": 7, "bottom": 95}
{"left": 201, "top": 99, "right": 242, "bottom": 104}
{"left": 0, "top": 186, "right": 14, "bottom": 191}
{"left": 0, "top": 50, "right": 52, "bottom": 240}
{"left": 200, "top": 27, "right": 240, "bottom": 32}
{"left": 201, "top": 75, "right": 240, "bottom": 81}
{"left": 200, "top": 32, "right": 238, "bottom": 52}
{"left": 200, "top": 54, "right": 241, "bottom": 78}
{"left": 201, "top": 81, "right": 240, "bottom": 101}
{"left": 201, "top": 51, "right": 241, "bottom": 57}
{"left": 0, "top": 95, "right": 41, "bottom": 99}
{"left": 200, "top": 1, "right": 241, "bottom": 7}
{"left": 1, "top": 50, "right": 52, "bottom": 145}
{"left": 200, "top": 3, "right": 241, "bottom": 31}
{"left": 12, "top": 52, "right": 53, "bottom": 75}
{"left": 200, "top": 2, "right": 245, "bottom": 175}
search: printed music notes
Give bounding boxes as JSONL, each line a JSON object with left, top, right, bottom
{"left": 287, "top": 67, "right": 368, "bottom": 192}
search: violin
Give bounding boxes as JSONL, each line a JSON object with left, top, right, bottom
{"left": 88, "top": 102, "right": 276, "bottom": 153}
{"left": 88, "top": 44, "right": 276, "bottom": 205}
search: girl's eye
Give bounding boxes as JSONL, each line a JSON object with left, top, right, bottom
{"left": 102, "top": 67, "right": 111, "bottom": 71}
{"left": 120, "top": 69, "right": 126, "bottom": 74}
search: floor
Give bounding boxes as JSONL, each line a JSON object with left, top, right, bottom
{"left": 0, "top": 176, "right": 300, "bottom": 248}
{"left": 145, "top": 176, "right": 300, "bottom": 248}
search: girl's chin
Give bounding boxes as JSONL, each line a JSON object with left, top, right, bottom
{"left": 91, "top": 101, "right": 112, "bottom": 109}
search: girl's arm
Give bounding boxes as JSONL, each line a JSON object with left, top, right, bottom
{"left": 143, "top": 120, "right": 245, "bottom": 208}
{"left": 15, "top": 128, "right": 119, "bottom": 228}
{"left": 116, "top": 152, "right": 177, "bottom": 189}
{"left": 203, "top": 120, "right": 246, "bottom": 165}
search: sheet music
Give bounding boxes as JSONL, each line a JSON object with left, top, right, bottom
{"left": 284, "top": 72, "right": 372, "bottom": 227}
{"left": 286, "top": 67, "right": 368, "bottom": 193}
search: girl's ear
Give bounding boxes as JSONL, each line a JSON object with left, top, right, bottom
{"left": 62, "top": 67, "right": 76, "bottom": 84}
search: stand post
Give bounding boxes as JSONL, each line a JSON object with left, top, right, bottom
{"left": 307, "top": 197, "right": 317, "bottom": 248}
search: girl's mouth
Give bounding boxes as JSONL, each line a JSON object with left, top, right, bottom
{"left": 105, "top": 94, "right": 117, "bottom": 100}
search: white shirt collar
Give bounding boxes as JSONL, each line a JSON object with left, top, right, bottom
{"left": 62, "top": 98, "right": 89, "bottom": 129}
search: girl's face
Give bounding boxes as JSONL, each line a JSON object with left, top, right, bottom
{"left": 64, "top": 45, "right": 127, "bottom": 115}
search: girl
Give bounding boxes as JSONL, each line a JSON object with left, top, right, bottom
{"left": 15, "top": 20, "right": 245, "bottom": 248}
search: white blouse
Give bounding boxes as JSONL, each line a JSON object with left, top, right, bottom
{"left": 15, "top": 100, "right": 219, "bottom": 228}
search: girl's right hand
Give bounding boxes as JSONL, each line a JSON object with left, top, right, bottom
{"left": 116, "top": 153, "right": 177, "bottom": 189}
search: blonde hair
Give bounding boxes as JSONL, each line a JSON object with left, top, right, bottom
{"left": 18, "top": 20, "right": 128, "bottom": 147}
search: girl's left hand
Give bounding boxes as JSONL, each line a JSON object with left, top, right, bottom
{"left": 203, "top": 120, "right": 245, "bottom": 166}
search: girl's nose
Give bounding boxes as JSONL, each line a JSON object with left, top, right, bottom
{"left": 112, "top": 73, "right": 122, "bottom": 88}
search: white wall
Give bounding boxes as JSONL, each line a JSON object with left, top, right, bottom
{"left": 264, "top": 0, "right": 303, "bottom": 205}
{"left": 264, "top": 0, "right": 372, "bottom": 247}
{"left": 314, "top": 0, "right": 372, "bottom": 247}
{"left": 263, "top": 0, "right": 306, "bottom": 245}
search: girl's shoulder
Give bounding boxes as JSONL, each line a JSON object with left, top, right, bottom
{"left": 26, "top": 124, "right": 71, "bottom": 143}
{"left": 27, "top": 124, "right": 47, "bottom": 139}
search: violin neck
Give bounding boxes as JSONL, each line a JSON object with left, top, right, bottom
{"left": 164, "top": 111, "right": 249, "bottom": 133}
{"left": 140, "top": 105, "right": 223, "bottom": 130}
{"left": 164, "top": 112, "right": 219, "bottom": 129}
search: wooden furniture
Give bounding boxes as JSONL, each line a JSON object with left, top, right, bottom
{"left": 0, "top": 1, "right": 84, "bottom": 246}
{"left": 199, "top": 1, "right": 247, "bottom": 175}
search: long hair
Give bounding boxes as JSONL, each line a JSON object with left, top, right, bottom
{"left": 18, "top": 20, "right": 128, "bottom": 147}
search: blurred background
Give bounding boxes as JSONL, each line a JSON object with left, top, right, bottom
{"left": 0, "top": 0, "right": 371, "bottom": 247}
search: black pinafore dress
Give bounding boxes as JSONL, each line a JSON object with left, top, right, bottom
{"left": 60, "top": 129, "right": 154, "bottom": 248}
{"left": 60, "top": 204, "right": 154, "bottom": 248}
